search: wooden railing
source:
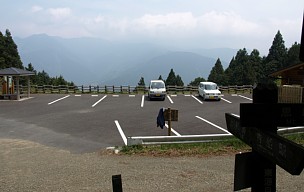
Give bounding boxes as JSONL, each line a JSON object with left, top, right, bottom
{"left": 8, "top": 84, "right": 253, "bottom": 94}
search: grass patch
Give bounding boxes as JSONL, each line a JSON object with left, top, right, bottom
{"left": 119, "top": 133, "right": 304, "bottom": 157}
{"left": 283, "top": 133, "right": 304, "bottom": 145}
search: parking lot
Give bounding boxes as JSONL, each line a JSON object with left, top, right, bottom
{"left": 0, "top": 93, "right": 253, "bottom": 153}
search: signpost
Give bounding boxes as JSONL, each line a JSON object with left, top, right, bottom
{"left": 164, "top": 108, "right": 178, "bottom": 136}
{"left": 240, "top": 103, "right": 304, "bottom": 127}
{"left": 226, "top": 113, "right": 304, "bottom": 175}
{"left": 225, "top": 83, "right": 304, "bottom": 191}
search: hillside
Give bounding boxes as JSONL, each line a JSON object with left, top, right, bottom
{"left": 15, "top": 34, "right": 235, "bottom": 85}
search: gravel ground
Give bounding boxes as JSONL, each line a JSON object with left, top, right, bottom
{"left": 0, "top": 139, "right": 303, "bottom": 192}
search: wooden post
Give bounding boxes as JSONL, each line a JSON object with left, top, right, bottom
{"left": 27, "top": 76, "right": 30, "bottom": 98}
{"left": 16, "top": 76, "right": 20, "bottom": 100}
{"left": 168, "top": 108, "right": 171, "bottom": 136}
{"left": 112, "top": 174, "right": 123, "bottom": 192}
{"left": 251, "top": 83, "right": 277, "bottom": 192}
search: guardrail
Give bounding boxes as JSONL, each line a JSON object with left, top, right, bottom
{"left": 126, "top": 126, "right": 304, "bottom": 146}
{"left": 9, "top": 84, "right": 253, "bottom": 94}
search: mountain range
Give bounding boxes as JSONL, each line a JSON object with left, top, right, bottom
{"left": 15, "top": 34, "right": 237, "bottom": 85}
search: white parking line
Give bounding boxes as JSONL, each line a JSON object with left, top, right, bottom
{"left": 91, "top": 95, "right": 107, "bottom": 107}
{"left": 167, "top": 95, "right": 174, "bottom": 104}
{"left": 238, "top": 95, "right": 253, "bottom": 101}
{"left": 75, "top": 95, "right": 81, "bottom": 97}
{"left": 184, "top": 95, "right": 191, "bottom": 97}
{"left": 171, "top": 95, "right": 177, "bottom": 97}
{"left": 114, "top": 120, "right": 127, "bottom": 145}
{"left": 195, "top": 116, "right": 231, "bottom": 134}
{"left": 113, "top": 95, "right": 119, "bottom": 97}
{"left": 165, "top": 123, "right": 181, "bottom": 136}
{"left": 129, "top": 95, "right": 136, "bottom": 97}
{"left": 141, "top": 95, "right": 145, "bottom": 107}
{"left": 91, "top": 95, "right": 98, "bottom": 97}
{"left": 221, "top": 97, "right": 232, "bottom": 103}
{"left": 48, "top": 95, "right": 70, "bottom": 105}
{"left": 191, "top": 95, "right": 203, "bottom": 104}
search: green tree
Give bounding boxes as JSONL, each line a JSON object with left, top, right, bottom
{"left": 286, "top": 42, "right": 301, "bottom": 66}
{"left": 208, "top": 58, "right": 226, "bottom": 85}
{"left": 165, "top": 69, "right": 177, "bottom": 85}
{"left": 0, "top": 31, "right": 5, "bottom": 69}
{"left": 264, "top": 30, "right": 287, "bottom": 73}
{"left": 137, "top": 77, "right": 145, "bottom": 86}
{"left": 225, "top": 48, "right": 249, "bottom": 85}
{"left": 188, "top": 77, "right": 206, "bottom": 86}
{"left": 158, "top": 75, "right": 163, "bottom": 80}
{"left": 36, "top": 70, "right": 51, "bottom": 85}
{"left": 3, "top": 29, "right": 23, "bottom": 69}
{"left": 176, "top": 75, "right": 184, "bottom": 86}
{"left": 0, "top": 29, "right": 23, "bottom": 69}
{"left": 25, "top": 63, "right": 37, "bottom": 84}
{"left": 248, "top": 49, "right": 262, "bottom": 83}
{"left": 52, "top": 75, "right": 67, "bottom": 86}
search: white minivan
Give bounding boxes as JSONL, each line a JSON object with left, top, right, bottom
{"left": 198, "top": 82, "right": 221, "bottom": 101}
{"left": 148, "top": 80, "right": 166, "bottom": 101}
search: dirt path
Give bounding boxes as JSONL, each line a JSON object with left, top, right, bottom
{"left": 0, "top": 139, "right": 303, "bottom": 192}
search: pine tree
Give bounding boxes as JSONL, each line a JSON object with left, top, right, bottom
{"left": 165, "top": 69, "right": 177, "bottom": 85}
{"left": 3, "top": 29, "right": 23, "bottom": 68}
{"left": 25, "top": 63, "right": 37, "bottom": 84}
{"left": 286, "top": 42, "right": 301, "bottom": 66}
{"left": 158, "top": 75, "right": 163, "bottom": 80}
{"left": 137, "top": 77, "right": 145, "bottom": 86}
{"left": 36, "top": 70, "right": 51, "bottom": 85}
{"left": 265, "top": 30, "right": 287, "bottom": 70}
{"left": 208, "top": 58, "right": 225, "bottom": 85}
{"left": 188, "top": 77, "right": 206, "bottom": 86}
{"left": 225, "top": 49, "right": 249, "bottom": 85}
{"left": 176, "top": 75, "right": 184, "bottom": 86}
{"left": 0, "top": 31, "right": 5, "bottom": 69}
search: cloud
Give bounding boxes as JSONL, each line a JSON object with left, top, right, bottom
{"left": 31, "top": 5, "right": 43, "bottom": 13}
{"left": 48, "top": 7, "right": 71, "bottom": 19}
{"left": 136, "top": 12, "right": 197, "bottom": 30}
{"left": 198, "top": 11, "right": 261, "bottom": 36}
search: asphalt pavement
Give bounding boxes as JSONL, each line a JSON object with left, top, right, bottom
{"left": 0, "top": 93, "right": 253, "bottom": 153}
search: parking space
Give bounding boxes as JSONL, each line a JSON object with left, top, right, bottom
{"left": 0, "top": 93, "right": 253, "bottom": 153}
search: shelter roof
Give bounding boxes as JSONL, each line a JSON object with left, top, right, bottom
{"left": 0, "top": 67, "right": 35, "bottom": 76}
{"left": 269, "top": 62, "right": 304, "bottom": 77}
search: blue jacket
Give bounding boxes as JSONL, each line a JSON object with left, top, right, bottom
{"left": 157, "top": 108, "right": 165, "bottom": 129}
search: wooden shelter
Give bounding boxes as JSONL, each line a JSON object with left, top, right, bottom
{"left": 270, "top": 63, "right": 304, "bottom": 86}
{"left": 0, "top": 67, "right": 35, "bottom": 100}
{"left": 270, "top": 63, "right": 304, "bottom": 103}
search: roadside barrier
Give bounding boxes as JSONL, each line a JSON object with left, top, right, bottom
{"left": 11, "top": 84, "right": 253, "bottom": 94}
{"left": 126, "top": 127, "right": 304, "bottom": 146}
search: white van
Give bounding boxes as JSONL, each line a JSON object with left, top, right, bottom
{"left": 198, "top": 82, "right": 221, "bottom": 101}
{"left": 148, "top": 80, "right": 166, "bottom": 101}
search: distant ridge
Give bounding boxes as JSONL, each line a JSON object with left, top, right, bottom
{"left": 15, "top": 34, "right": 236, "bottom": 85}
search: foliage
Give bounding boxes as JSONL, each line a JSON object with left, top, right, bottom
{"left": 208, "top": 58, "right": 226, "bottom": 85}
{"left": 121, "top": 138, "right": 251, "bottom": 156}
{"left": 158, "top": 75, "right": 163, "bottom": 80}
{"left": 286, "top": 42, "right": 301, "bottom": 66}
{"left": 0, "top": 29, "right": 23, "bottom": 69}
{"left": 266, "top": 30, "right": 288, "bottom": 68}
{"left": 137, "top": 77, "right": 145, "bottom": 86}
{"left": 165, "top": 68, "right": 184, "bottom": 86}
{"left": 188, "top": 77, "right": 206, "bottom": 86}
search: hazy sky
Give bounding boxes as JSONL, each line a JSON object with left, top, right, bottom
{"left": 1, "top": 0, "right": 303, "bottom": 54}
